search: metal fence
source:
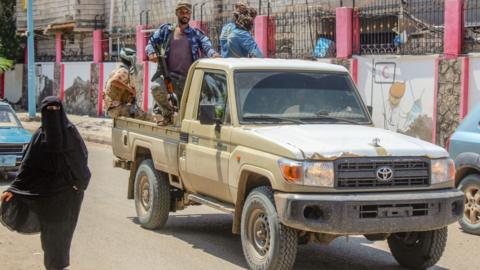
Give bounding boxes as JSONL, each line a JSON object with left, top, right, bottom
{"left": 274, "top": 6, "right": 336, "bottom": 59}
{"left": 464, "top": 0, "right": 480, "bottom": 52}
{"left": 359, "top": 0, "right": 444, "bottom": 55}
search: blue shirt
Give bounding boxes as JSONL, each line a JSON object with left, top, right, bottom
{"left": 220, "top": 23, "right": 263, "bottom": 58}
{"left": 313, "top": 38, "right": 335, "bottom": 58}
{"left": 145, "top": 24, "right": 217, "bottom": 61}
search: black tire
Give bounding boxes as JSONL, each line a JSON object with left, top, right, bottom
{"left": 387, "top": 227, "right": 448, "bottom": 270}
{"left": 241, "top": 186, "right": 298, "bottom": 270}
{"left": 134, "top": 159, "right": 170, "bottom": 229}
{"left": 458, "top": 174, "right": 480, "bottom": 235}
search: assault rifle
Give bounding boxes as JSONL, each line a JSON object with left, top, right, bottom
{"left": 149, "top": 35, "right": 178, "bottom": 111}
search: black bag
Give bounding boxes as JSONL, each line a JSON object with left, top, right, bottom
{"left": 0, "top": 195, "right": 40, "bottom": 234}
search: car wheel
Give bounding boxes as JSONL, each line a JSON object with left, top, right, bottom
{"left": 241, "top": 186, "right": 298, "bottom": 270}
{"left": 388, "top": 227, "right": 447, "bottom": 269}
{"left": 458, "top": 174, "right": 480, "bottom": 235}
{"left": 134, "top": 159, "right": 170, "bottom": 229}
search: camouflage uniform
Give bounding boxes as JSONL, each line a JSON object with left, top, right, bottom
{"left": 151, "top": 75, "right": 185, "bottom": 120}
{"left": 103, "top": 66, "right": 147, "bottom": 120}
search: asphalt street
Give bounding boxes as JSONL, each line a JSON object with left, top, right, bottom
{"left": 0, "top": 142, "right": 478, "bottom": 270}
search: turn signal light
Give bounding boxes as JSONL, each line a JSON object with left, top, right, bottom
{"left": 279, "top": 160, "right": 303, "bottom": 182}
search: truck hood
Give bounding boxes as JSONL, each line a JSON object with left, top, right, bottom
{"left": 252, "top": 125, "right": 448, "bottom": 160}
{"left": 0, "top": 127, "right": 32, "bottom": 144}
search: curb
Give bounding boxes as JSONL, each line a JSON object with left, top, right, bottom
{"left": 18, "top": 114, "right": 112, "bottom": 146}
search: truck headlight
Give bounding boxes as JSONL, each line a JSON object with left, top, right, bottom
{"left": 431, "top": 158, "right": 455, "bottom": 184}
{"left": 279, "top": 159, "right": 334, "bottom": 187}
{"left": 304, "top": 162, "right": 334, "bottom": 187}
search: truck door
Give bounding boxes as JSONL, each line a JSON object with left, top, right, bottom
{"left": 184, "top": 70, "right": 233, "bottom": 203}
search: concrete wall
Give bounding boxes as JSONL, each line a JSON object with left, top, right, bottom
{"left": 3, "top": 64, "right": 24, "bottom": 104}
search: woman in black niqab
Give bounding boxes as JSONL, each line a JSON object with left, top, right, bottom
{"left": 1, "top": 96, "right": 91, "bottom": 270}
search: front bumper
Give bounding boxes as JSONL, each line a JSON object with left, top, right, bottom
{"left": 274, "top": 189, "right": 464, "bottom": 235}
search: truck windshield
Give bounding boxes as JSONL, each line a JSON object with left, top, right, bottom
{"left": 0, "top": 106, "right": 21, "bottom": 128}
{"left": 235, "top": 71, "right": 371, "bottom": 125}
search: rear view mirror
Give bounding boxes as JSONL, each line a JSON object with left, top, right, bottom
{"left": 199, "top": 104, "right": 216, "bottom": 125}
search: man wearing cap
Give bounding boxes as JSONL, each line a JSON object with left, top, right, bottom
{"left": 146, "top": 0, "right": 220, "bottom": 125}
{"left": 220, "top": 2, "right": 263, "bottom": 58}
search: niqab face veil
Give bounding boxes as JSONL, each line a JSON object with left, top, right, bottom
{"left": 40, "top": 96, "right": 72, "bottom": 152}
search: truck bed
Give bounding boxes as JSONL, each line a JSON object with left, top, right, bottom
{"left": 112, "top": 117, "right": 182, "bottom": 176}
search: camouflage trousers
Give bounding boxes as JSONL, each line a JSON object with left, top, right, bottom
{"left": 151, "top": 76, "right": 186, "bottom": 119}
{"left": 107, "top": 104, "right": 149, "bottom": 120}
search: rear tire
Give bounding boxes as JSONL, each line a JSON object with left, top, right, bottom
{"left": 134, "top": 159, "right": 170, "bottom": 229}
{"left": 388, "top": 227, "right": 447, "bottom": 269}
{"left": 241, "top": 186, "right": 298, "bottom": 270}
{"left": 458, "top": 174, "right": 480, "bottom": 235}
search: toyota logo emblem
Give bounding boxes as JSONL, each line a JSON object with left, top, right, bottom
{"left": 376, "top": 167, "right": 394, "bottom": 182}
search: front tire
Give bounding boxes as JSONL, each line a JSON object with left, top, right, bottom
{"left": 458, "top": 174, "right": 480, "bottom": 235}
{"left": 241, "top": 186, "right": 298, "bottom": 270}
{"left": 388, "top": 227, "right": 448, "bottom": 269}
{"left": 134, "top": 159, "right": 170, "bottom": 229}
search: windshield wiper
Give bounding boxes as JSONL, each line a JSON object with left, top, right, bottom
{"left": 243, "top": 115, "right": 306, "bottom": 124}
{"left": 312, "top": 113, "right": 361, "bottom": 125}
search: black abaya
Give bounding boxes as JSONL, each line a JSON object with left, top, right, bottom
{"left": 2, "top": 96, "right": 91, "bottom": 270}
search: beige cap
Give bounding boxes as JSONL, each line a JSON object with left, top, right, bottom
{"left": 176, "top": 0, "right": 192, "bottom": 11}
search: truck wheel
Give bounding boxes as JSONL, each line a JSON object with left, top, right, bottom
{"left": 387, "top": 227, "right": 447, "bottom": 270}
{"left": 458, "top": 174, "right": 480, "bottom": 235}
{"left": 134, "top": 159, "right": 170, "bottom": 230}
{"left": 241, "top": 186, "right": 297, "bottom": 270}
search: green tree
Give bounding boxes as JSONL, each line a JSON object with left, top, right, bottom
{"left": 0, "top": 57, "right": 14, "bottom": 73}
{"left": 0, "top": 0, "right": 24, "bottom": 63}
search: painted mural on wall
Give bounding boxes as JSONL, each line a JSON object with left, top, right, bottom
{"left": 36, "top": 63, "right": 56, "bottom": 105}
{"left": 63, "top": 63, "right": 92, "bottom": 115}
{"left": 357, "top": 56, "right": 436, "bottom": 142}
{"left": 468, "top": 57, "right": 480, "bottom": 112}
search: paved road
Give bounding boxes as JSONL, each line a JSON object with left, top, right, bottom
{"left": 1, "top": 143, "right": 479, "bottom": 270}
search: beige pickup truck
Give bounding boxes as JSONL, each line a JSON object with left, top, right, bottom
{"left": 112, "top": 58, "right": 463, "bottom": 270}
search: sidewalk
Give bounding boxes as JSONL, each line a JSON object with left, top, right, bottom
{"left": 17, "top": 113, "right": 112, "bottom": 145}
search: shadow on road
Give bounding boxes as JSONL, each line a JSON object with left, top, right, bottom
{"left": 129, "top": 211, "right": 449, "bottom": 270}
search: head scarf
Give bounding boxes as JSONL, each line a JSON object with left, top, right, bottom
{"left": 233, "top": 2, "right": 257, "bottom": 31}
{"left": 8, "top": 96, "right": 91, "bottom": 196}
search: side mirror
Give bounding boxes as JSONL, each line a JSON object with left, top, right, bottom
{"left": 367, "top": 105, "right": 373, "bottom": 115}
{"left": 199, "top": 104, "right": 216, "bottom": 125}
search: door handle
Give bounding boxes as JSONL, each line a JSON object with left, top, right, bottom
{"left": 121, "top": 130, "right": 128, "bottom": 146}
{"left": 192, "top": 136, "right": 199, "bottom": 144}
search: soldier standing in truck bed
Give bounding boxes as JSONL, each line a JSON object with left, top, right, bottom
{"left": 145, "top": 0, "right": 220, "bottom": 125}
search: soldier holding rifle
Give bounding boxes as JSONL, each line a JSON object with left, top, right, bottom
{"left": 146, "top": 0, "right": 220, "bottom": 125}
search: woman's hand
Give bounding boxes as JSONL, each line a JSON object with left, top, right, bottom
{"left": 0, "top": 192, "right": 13, "bottom": 202}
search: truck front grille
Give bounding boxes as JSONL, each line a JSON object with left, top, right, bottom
{"left": 0, "top": 144, "right": 23, "bottom": 155}
{"left": 357, "top": 203, "right": 433, "bottom": 219}
{"left": 335, "top": 157, "right": 430, "bottom": 189}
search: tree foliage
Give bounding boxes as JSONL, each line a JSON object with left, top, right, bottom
{"left": 0, "top": 0, "right": 24, "bottom": 62}
{"left": 0, "top": 57, "right": 14, "bottom": 73}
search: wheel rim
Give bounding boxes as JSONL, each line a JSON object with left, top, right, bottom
{"left": 247, "top": 208, "right": 271, "bottom": 258}
{"left": 138, "top": 175, "right": 151, "bottom": 212}
{"left": 464, "top": 186, "right": 480, "bottom": 225}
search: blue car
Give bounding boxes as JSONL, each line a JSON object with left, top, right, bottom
{"left": 0, "top": 101, "right": 31, "bottom": 179}
{"left": 448, "top": 104, "right": 480, "bottom": 235}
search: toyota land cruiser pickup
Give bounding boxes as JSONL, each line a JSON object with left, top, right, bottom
{"left": 112, "top": 58, "right": 464, "bottom": 270}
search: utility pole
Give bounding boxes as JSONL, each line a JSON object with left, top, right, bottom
{"left": 27, "top": 0, "right": 36, "bottom": 118}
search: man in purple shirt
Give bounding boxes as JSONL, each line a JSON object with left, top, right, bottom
{"left": 146, "top": 0, "right": 220, "bottom": 125}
